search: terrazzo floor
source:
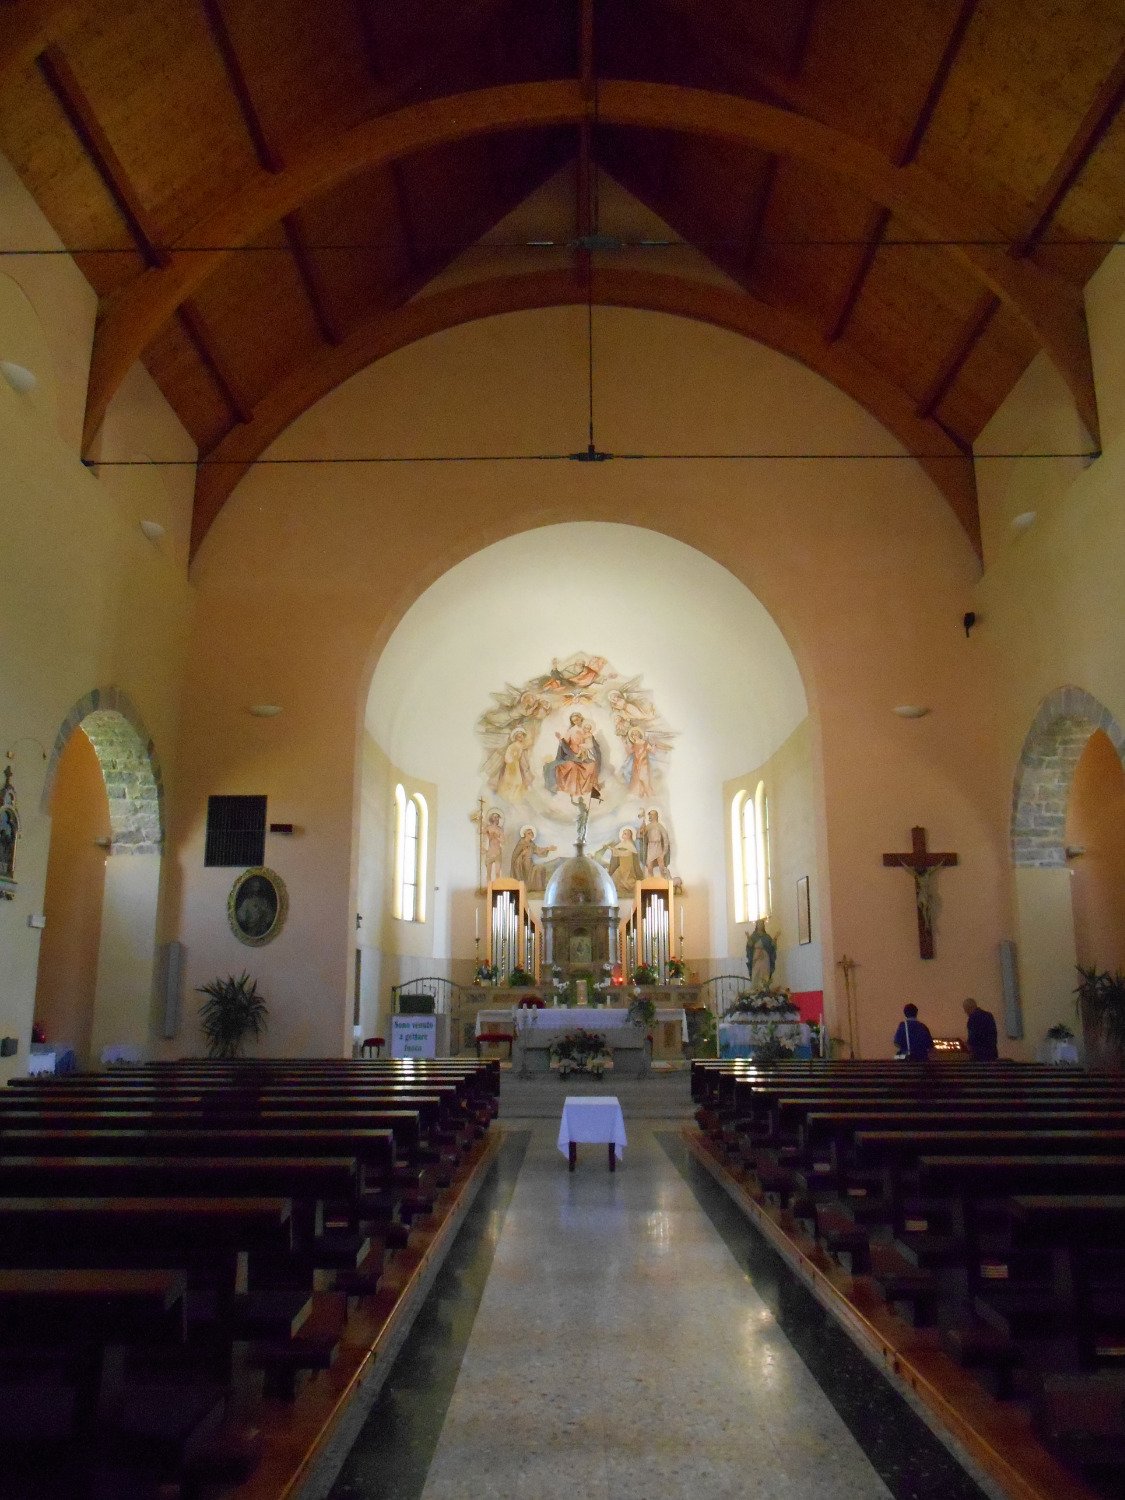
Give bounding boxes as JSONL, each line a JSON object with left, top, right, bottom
{"left": 323, "top": 1117, "right": 994, "bottom": 1500}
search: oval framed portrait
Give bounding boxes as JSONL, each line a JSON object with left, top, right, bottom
{"left": 228, "top": 866, "right": 288, "bottom": 947}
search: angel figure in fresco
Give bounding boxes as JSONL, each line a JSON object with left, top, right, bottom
{"left": 607, "top": 681, "right": 658, "bottom": 726}
{"left": 483, "top": 810, "right": 505, "bottom": 885}
{"left": 495, "top": 726, "right": 534, "bottom": 803}
{"left": 478, "top": 686, "right": 551, "bottom": 738}
{"left": 537, "top": 653, "right": 613, "bottom": 700}
{"left": 620, "top": 726, "right": 672, "bottom": 799}
{"left": 543, "top": 712, "right": 603, "bottom": 799}
{"left": 511, "top": 825, "right": 556, "bottom": 888}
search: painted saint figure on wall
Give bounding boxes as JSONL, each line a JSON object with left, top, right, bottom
{"left": 642, "top": 808, "right": 672, "bottom": 877}
{"left": 483, "top": 810, "right": 505, "bottom": 884}
{"left": 511, "top": 825, "right": 556, "bottom": 892}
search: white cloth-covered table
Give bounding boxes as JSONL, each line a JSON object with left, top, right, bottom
{"left": 557, "top": 1095, "right": 628, "bottom": 1162}
{"left": 719, "top": 1021, "right": 811, "bottom": 1058}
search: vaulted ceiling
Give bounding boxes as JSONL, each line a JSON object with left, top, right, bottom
{"left": 2, "top": 0, "right": 1123, "bottom": 556}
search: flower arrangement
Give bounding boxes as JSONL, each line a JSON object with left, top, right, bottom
{"left": 474, "top": 962, "right": 498, "bottom": 986}
{"left": 666, "top": 956, "right": 686, "bottom": 981}
{"left": 627, "top": 995, "right": 657, "bottom": 1029}
{"left": 550, "top": 1029, "right": 611, "bottom": 1078}
{"left": 508, "top": 965, "right": 536, "bottom": 987}
{"left": 723, "top": 985, "right": 797, "bottom": 1020}
{"left": 632, "top": 962, "right": 659, "bottom": 986}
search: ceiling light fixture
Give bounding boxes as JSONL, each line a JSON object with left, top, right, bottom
{"left": 0, "top": 361, "right": 36, "bottom": 394}
{"left": 139, "top": 519, "right": 165, "bottom": 542}
{"left": 1011, "top": 510, "right": 1037, "bottom": 533}
{"left": 893, "top": 705, "right": 931, "bottom": 718}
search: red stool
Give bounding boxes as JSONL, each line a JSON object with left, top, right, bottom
{"left": 361, "top": 1036, "right": 385, "bottom": 1058}
{"left": 476, "top": 1030, "right": 514, "bottom": 1060}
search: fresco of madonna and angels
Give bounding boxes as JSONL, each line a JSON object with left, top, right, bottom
{"left": 473, "top": 653, "right": 677, "bottom": 896}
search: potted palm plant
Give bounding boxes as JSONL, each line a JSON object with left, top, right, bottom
{"left": 197, "top": 972, "right": 268, "bottom": 1058}
{"left": 1074, "top": 967, "right": 1125, "bottom": 1069}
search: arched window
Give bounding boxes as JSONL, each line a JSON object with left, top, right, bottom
{"left": 731, "top": 782, "right": 771, "bottom": 923}
{"left": 393, "top": 784, "right": 429, "bottom": 923}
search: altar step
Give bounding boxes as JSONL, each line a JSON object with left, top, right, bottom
{"left": 499, "top": 1072, "right": 695, "bottom": 1119}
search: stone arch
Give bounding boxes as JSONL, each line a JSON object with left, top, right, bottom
{"left": 41, "top": 687, "right": 164, "bottom": 853}
{"left": 1011, "top": 686, "right": 1125, "bottom": 867}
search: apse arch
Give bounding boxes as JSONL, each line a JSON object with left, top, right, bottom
{"left": 360, "top": 521, "right": 810, "bottom": 984}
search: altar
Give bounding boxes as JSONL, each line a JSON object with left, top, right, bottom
{"left": 487, "top": 1005, "right": 690, "bottom": 1078}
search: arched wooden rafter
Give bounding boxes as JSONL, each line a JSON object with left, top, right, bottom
{"left": 82, "top": 78, "right": 1099, "bottom": 454}
{"left": 190, "top": 267, "right": 979, "bottom": 558}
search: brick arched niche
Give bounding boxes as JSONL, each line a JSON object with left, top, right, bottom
{"left": 41, "top": 688, "right": 163, "bottom": 854}
{"left": 1012, "top": 687, "right": 1125, "bottom": 868}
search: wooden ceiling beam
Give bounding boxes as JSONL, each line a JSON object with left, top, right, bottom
{"left": 199, "top": 0, "right": 283, "bottom": 173}
{"left": 38, "top": 43, "right": 168, "bottom": 268}
{"left": 177, "top": 300, "right": 255, "bottom": 426}
{"left": 915, "top": 43, "right": 1123, "bottom": 429}
{"left": 0, "top": 0, "right": 78, "bottom": 86}
{"left": 915, "top": 294, "right": 997, "bottom": 419}
{"left": 82, "top": 78, "right": 1097, "bottom": 451}
{"left": 200, "top": 0, "right": 347, "bottom": 346}
{"left": 1017, "top": 47, "right": 1125, "bottom": 255}
{"left": 826, "top": 0, "right": 978, "bottom": 344}
{"left": 189, "top": 265, "right": 979, "bottom": 559}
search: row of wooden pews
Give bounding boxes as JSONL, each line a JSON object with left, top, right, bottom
{"left": 691, "top": 1058, "right": 1125, "bottom": 1498}
{"left": 0, "top": 1057, "right": 499, "bottom": 1499}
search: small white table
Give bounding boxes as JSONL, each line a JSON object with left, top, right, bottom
{"left": 557, "top": 1095, "right": 627, "bottom": 1172}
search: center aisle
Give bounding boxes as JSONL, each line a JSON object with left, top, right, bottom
{"left": 421, "top": 1119, "right": 892, "bottom": 1500}
{"left": 323, "top": 1109, "right": 993, "bottom": 1500}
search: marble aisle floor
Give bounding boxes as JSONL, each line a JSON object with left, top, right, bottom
{"left": 325, "top": 1118, "right": 994, "bottom": 1500}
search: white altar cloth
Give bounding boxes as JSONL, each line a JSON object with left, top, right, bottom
{"left": 557, "top": 1096, "right": 627, "bottom": 1161}
{"left": 505, "top": 1006, "right": 689, "bottom": 1043}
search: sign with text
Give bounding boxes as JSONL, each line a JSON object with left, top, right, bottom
{"left": 391, "top": 1014, "right": 437, "bottom": 1059}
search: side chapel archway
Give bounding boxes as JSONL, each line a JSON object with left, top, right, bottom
{"left": 37, "top": 687, "right": 165, "bottom": 1062}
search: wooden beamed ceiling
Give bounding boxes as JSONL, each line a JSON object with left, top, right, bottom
{"left": 0, "top": 0, "right": 1122, "bottom": 558}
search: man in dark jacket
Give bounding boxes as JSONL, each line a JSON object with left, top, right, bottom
{"left": 893, "top": 1004, "right": 934, "bottom": 1060}
{"left": 963, "top": 997, "right": 999, "bottom": 1060}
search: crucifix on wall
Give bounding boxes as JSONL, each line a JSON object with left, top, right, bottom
{"left": 882, "top": 826, "right": 958, "bottom": 959}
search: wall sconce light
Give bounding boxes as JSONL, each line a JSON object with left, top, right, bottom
{"left": 139, "top": 519, "right": 165, "bottom": 542}
{"left": 1011, "top": 511, "right": 1037, "bottom": 535}
{"left": 0, "top": 361, "right": 36, "bottom": 394}
{"left": 248, "top": 705, "right": 282, "bottom": 717}
{"left": 1064, "top": 845, "right": 1087, "bottom": 860}
{"left": 893, "top": 705, "right": 931, "bottom": 719}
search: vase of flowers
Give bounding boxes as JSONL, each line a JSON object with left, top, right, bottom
{"left": 632, "top": 962, "right": 659, "bottom": 987}
{"left": 474, "top": 962, "right": 498, "bottom": 986}
{"left": 666, "top": 956, "right": 686, "bottom": 984}
{"left": 723, "top": 985, "right": 798, "bottom": 1021}
{"left": 508, "top": 965, "right": 536, "bottom": 988}
{"left": 550, "top": 1028, "right": 610, "bottom": 1077}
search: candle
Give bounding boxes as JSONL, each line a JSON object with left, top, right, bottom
{"left": 474, "top": 908, "right": 480, "bottom": 940}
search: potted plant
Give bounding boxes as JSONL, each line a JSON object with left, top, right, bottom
{"left": 632, "top": 961, "right": 659, "bottom": 987}
{"left": 666, "top": 956, "right": 686, "bottom": 984}
{"left": 1074, "top": 967, "right": 1125, "bottom": 1069}
{"left": 508, "top": 965, "right": 535, "bottom": 988}
{"left": 474, "top": 962, "right": 498, "bottom": 986}
{"left": 550, "top": 1028, "right": 609, "bottom": 1077}
{"left": 197, "top": 972, "right": 268, "bottom": 1059}
{"left": 685, "top": 1004, "right": 716, "bottom": 1058}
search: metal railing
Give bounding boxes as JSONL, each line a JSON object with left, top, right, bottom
{"left": 390, "top": 977, "right": 466, "bottom": 1015}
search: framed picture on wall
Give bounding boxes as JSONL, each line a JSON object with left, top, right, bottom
{"left": 228, "top": 866, "right": 288, "bottom": 946}
{"left": 797, "top": 875, "right": 811, "bottom": 946}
